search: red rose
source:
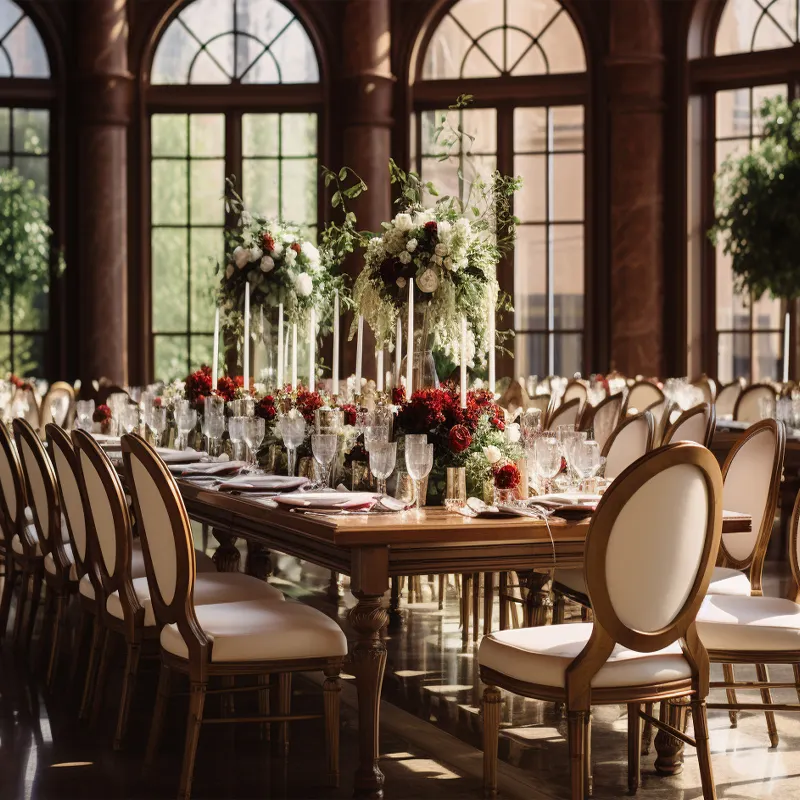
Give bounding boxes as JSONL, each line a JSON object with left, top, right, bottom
{"left": 391, "top": 386, "right": 406, "bottom": 406}
{"left": 256, "top": 396, "right": 277, "bottom": 423}
{"left": 340, "top": 403, "right": 358, "bottom": 427}
{"left": 262, "top": 233, "right": 275, "bottom": 252}
{"left": 92, "top": 404, "right": 112, "bottom": 424}
{"left": 291, "top": 242, "right": 302, "bottom": 254}
{"left": 448, "top": 424, "right": 472, "bottom": 453}
{"left": 215, "top": 376, "right": 237, "bottom": 403}
{"left": 184, "top": 365, "right": 213, "bottom": 410}
{"left": 491, "top": 416, "right": 505, "bottom": 432}
{"left": 153, "top": 396, "right": 163, "bottom": 408}
{"left": 424, "top": 221, "right": 438, "bottom": 236}
{"left": 494, "top": 462, "right": 521, "bottom": 490}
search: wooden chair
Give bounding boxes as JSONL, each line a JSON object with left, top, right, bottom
{"left": 40, "top": 382, "right": 76, "bottom": 434}
{"left": 480, "top": 442, "right": 723, "bottom": 799}
{"left": 582, "top": 392, "right": 623, "bottom": 450}
{"left": 646, "top": 398, "right": 674, "bottom": 447}
{"left": 733, "top": 383, "right": 775, "bottom": 423}
{"left": 715, "top": 380, "right": 743, "bottom": 419}
{"left": 622, "top": 380, "right": 664, "bottom": 417}
{"left": 12, "top": 385, "right": 41, "bottom": 430}
{"left": 691, "top": 375, "right": 717, "bottom": 405}
{"left": 13, "top": 418, "right": 78, "bottom": 687}
{"left": 563, "top": 380, "right": 588, "bottom": 412}
{"left": 527, "top": 393, "right": 551, "bottom": 421}
{"left": 601, "top": 411, "right": 655, "bottom": 481}
{"left": 546, "top": 397, "right": 581, "bottom": 432}
{"left": 122, "top": 434, "right": 347, "bottom": 799}
{"left": 663, "top": 403, "right": 716, "bottom": 448}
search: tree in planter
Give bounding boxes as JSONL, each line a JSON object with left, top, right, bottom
{"left": 0, "top": 169, "right": 61, "bottom": 374}
{"left": 711, "top": 96, "right": 800, "bottom": 304}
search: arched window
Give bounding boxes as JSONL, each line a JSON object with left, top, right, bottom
{"left": 146, "top": 0, "right": 321, "bottom": 381}
{"left": 689, "top": 0, "right": 800, "bottom": 383}
{"left": 0, "top": 0, "right": 53, "bottom": 377}
{"left": 411, "top": 0, "right": 588, "bottom": 379}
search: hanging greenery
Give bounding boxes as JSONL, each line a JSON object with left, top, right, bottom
{"left": 710, "top": 96, "right": 800, "bottom": 301}
{"left": 0, "top": 169, "right": 61, "bottom": 304}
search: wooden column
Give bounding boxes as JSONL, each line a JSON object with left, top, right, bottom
{"left": 76, "top": 0, "right": 133, "bottom": 385}
{"left": 340, "top": 0, "right": 395, "bottom": 381}
{"left": 606, "top": 0, "right": 666, "bottom": 377}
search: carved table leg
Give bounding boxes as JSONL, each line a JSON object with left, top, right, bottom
{"left": 212, "top": 530, "right": 240, "bottom": 573}
{"left": 348, "top": 546, "right": 389, "bottom": 799}
{"left": 524, "top": 570, "right": 553, "bottom": 627}
{"left": 388, "top": 577, "right": 402, "bottom": 631}
{"left": 654, "top": 696, "right": 688, "bottom": 775}
{"left": 244, "top": 542, "right": 272, "bottom": 580}
{"left": 328, "top": 571, "right": 342, "bottom": 603}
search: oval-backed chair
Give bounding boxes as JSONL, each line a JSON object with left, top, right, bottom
{"left": 122, "top": 434, "right": 347, "bottom": 799}
{"left": 40, "top": 382, "right": 76, "bottom": 433}
{"left": 715, "top": 380, "right": 743, "bottom": 419}
{"left": 601, "top": 411, "right": 655, "bottom": 481}
{"left": 663, "top": 403, "right": 716, "bottom": 448}
{"left": 480, "top": 442, "right": 723, "bottom": 799}
{"left": 622, "top": 381, "right": 664, "bottom": 417}
{"left": 733, "top": 383, "right": 775, "bottom": 423}
{"left": 545, "top": 397, "right": 581, "bottom": 432}
{"left": 691, "top": 375, "right": 717, "bottom": 405}
{"left": 582, "top": 392, "right": 624, "bottom": 451}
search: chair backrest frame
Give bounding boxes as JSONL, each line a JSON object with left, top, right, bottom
{"left": 0, "top": 421, "right": 28, "bottom": 550}
{"left": 601, "top": 411, "right": 655, "bottom": 479}
{"left": 545, "top": 397, "right": 581, "bottom": 431}
{"left": 732, "top": 383, "right": 775, "bottom": 423}
{"left": 40, "top": 382, "right": 76, "bottom": 433}
{"left": 583, "top": 392, "right": 623, "bottom": 450}
{"left": 622, "top": 381, "right": 665, "bottom": 417}
{"left": 663, "top": 403, "right": 716, "bottom": 448}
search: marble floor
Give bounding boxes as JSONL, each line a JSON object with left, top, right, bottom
{"left": 2, "top": 550, "right": 800, "bottom": 799}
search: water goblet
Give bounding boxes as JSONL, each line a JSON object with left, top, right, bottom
{"left": 533, "top": 436, "right": 562, "bottom": 495}
{"left": 203, "top": 396, "right": 226, "bottom": 455}
{"left": 228, "top": 415, "right": 246, "bottom": 462}
{"left": 121, "top": 404, "right": 141, "bottom": 437}
{"left": 363, "top": 425, "right": 390, "bottom": 453}
{"left": 147, "top": 407, "right": 167, "bottom": 446}
{"left": 243, "top": 417, "right": 266, "bottom": 472}
{"left": 174, "top": 406, "right": 195, "bottom": 449}
{"left": 405, "top": 442, "right": 433, "bottom": 514}
{"left": 311, "top": 433, "right": 339, "bottom": 489}
{"left": 278, "top": 414, "right": 307, "bottom": 477}
{"left": 76, "top": 399, "right": 95, "bottom": 432}
{"left": 369, "top": 441, "right": 397, "bottom": 496}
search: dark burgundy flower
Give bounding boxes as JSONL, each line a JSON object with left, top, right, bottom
{"left": 491, "top": 416, "right": 505, "bottom": 432}
{"left": 494, "top": 462, "right": 521, "bottom": 490}
{"left": 262, "top": 233, "right": 276, "bottom": 252}
{"left": 391, "top": 386, "right": 406, "bottom": 405}
{"left": 379, "top": 259, "right": 400, "bottom": 287}
{"left": 256, "top": 396, "right": 277, "bottom": 423}
{"left": 184, "top": 365, "right": 213, "bottom": 410}
{"left": 291, "top": 242, "right": 302, "bottom": 254}
{"left": 424, "top": 221, "right": 438, "bottom": 236}
{"left": 448, "top": 424, "right": 472, "bottom": 453}
{"left": 93, "top": 404, "right": 112, "bottom": 424}
{"left": 215, "top": 376, "right": 237, "bottom": 403}
{"left": 340, "top": 403, "right": 358, "bottom": 427}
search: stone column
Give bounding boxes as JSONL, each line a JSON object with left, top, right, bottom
{"left": 606, "top": 0, "right": 665, "bottom": 377}
{"left": 340, "top": 0, "right": 395, "bottom": 381}
{"left": 76, "top": 0, "right": 133, "bottom": 385}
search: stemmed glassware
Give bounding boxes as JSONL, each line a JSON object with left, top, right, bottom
{"left": 277, "top": 414, "right": 307, "bottom": 477}
{"left": 369, "top": 441, "right": 397, "bottom": 496}
{"left": 557, "top": 428, "right": 587, "bottom": 491}
{"left": 174, "top": 406, "right": 195, "bottom": 449}
{"left": 228, "top": 416, "right": 246, "bottom": 462}
{"left": 203, "top": 396, "right": 226, "bottom": 456}
{"left": 311, "top": 433, "right": 338, "bottom": 489}
{"left": 572, "top": 439, "right": 604, "bottom": 491}
{"left": 364, "top": 425, "right": 390, "bottom": 453}
{"left": 405, "top": 442, "right": 433, "bottom": 515}
{"left": 148, "top": 407, "right": 167, "bottom": 446}
{"left": 120, "top": 404, "right": 141, "bottom": 436}
{"left": 76, "top": 400, "right": 95, "bottom": 432}
{"left": 533, "top": 436, "right": 562, "bottom": 495}
{"left": 243, "top": 417, "right": 266, "bottom": 472}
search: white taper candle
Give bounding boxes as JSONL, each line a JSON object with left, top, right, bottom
{"left": 277, "top": 303, "right": 284, "bottom": 388}
{"left": 291, "top": 323, "right": 298, "bottom": 389}
{"left": 460, "top": 316, "right": 468, "bottom": 409}
{"left": 394, "top": 316, "right": 402, "bottom": 388}
{"left": 308, "top": 308, "right": 316, "bottom": 392}
{"left": 212, "top": 307, "right": 220, "bottom": 388}
{"left": 355, "top": 315, "right": 364, "bottom": 395}
{"left": 243, "top": 282, "right": 250, "bottom": 391}
{"left": 406, "top": 279, "right": 414, "bottom": 395}
{"left": 332, "top": 289, "right": 340, "bottom": 396}
{"left": 488, "top": 287, "right": 496, "bottom": 396}
{"left": 376, "top": 349, "right": 384, "bottom": 392}
{"left": 784, "top": 311, "right": 791, "bottom": 383}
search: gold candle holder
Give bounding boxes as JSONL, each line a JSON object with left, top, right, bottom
{"left": 444, "top": 467, "right": 467, "bottom": 510}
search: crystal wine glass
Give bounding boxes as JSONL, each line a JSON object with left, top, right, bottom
{"left": 311, "top": 433, "right": 338, "bottom": 489}
{"left": 174, "top": 406, "right": 195, "bottom": 450}
{"left": 533, "top": 436, "right": 562, "bottom": 495}
{"left": 573, "top": 439, "right": 603, "bottom": 491}
{"left": 243, "top": 416, "right": 266, "bottom": 472}
{"left": 278, "top": 414, "right": 307, "bottom": 477}
{"left": 405, "top": 442, "right": 433, "bottom": 515}
{"left": 203, "top": 396, "right": 226, "bottom": 456}
{"left": 76, "top": 400, "right": 95, "bottom": 433}
{"left": 363, "top": 425, "right": 389, "bottom": 453}
{"left": 369, "top": 441, "right": 397, "bottom": 496}
{"left": 227, "top": 415, "right": 245, "bottom": 462}
{"left": 121, "top": 404, "right": 141, "bottom": 436}
{"left": 148, "top": 407, "right": 167, "bottom": 446}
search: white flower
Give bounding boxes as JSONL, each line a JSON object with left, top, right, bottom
{"left": 295, "top": 272, "right": 313, "bottom": 297}
{"left": 394, "top": 213, "right": 413, "bottom": 232}
{"left": 417, "top": 268, "right": 438, "bottom": 293}
{"left": 435, "top": 243, "right": 448, "bottom": 257}
{"left": 301, "top": 241, "right": 320, "bottom": 265}
{"left": 249, "top": 246, "right": 263, "bottom": 263}
{"left": 484, "top": 445, "right": 502, "bottom": 464}
{"left": 285, "top": 248, "right": 297, "bottom": 266}
{"left": 271, "top": 243, "right": 284, "bottom": 258}
{"left": 396, "top": 277, "right": 407, "bottom": 289}
{"left": 225, "top": 264, "right": 234, "bottom": 279}
{"left": 260, "top": 255, "right": 275, "bottom": 273}
{"left": 406, "top": 238, "right": 418, "bottom": 253}
{"left": 437, "top": 220, "right": 452, "bottom": 240}
{"left": 233, "top": 246, "right": 249, "bottom": 269}
{"left": 398, "top": 250, "right": 411, "bottom": 265}
{"left": 240, "top": 210, "right": 253, "bottom": 227}
{"left": 444, "top": 257, "right": 453, "bottom": 271}
{"left": 412, "top": 210, "right": 434, "bottom": 227}
{"left": 506, "top": 423, "right": 521, "bottom": 444}
{"left": 432, "top": 254, "right": 443, "bottom": 266}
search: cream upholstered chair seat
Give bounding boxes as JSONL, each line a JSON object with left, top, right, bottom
{"left": 106, "top": 571, "right": 286, "bottom": 626}
{"left": 697, "top": 595, "right": 800, "bottom": 651}
{"left": 45, "top": 548, "right": 78, "bottom": 581}
{"left": 552, "top": 568, "right": 587, "bottom": 597}
{"left": 160, "top": 598, "right": 348, "bottom": 663}
{"left": 480, "top": 623, "right": 692, "bottom": 689}
{"left": 707, "top": 566, "right": 751, "bottom": 596}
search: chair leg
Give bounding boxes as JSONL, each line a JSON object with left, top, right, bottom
{"left": 277, "top": 672, "right": 292, "bottom": 756}
{"left": 755, "top": 663, "right": 779, "bottom": 748}
{"left": 793, "top": 664, "right": 800, "bottom": 703}
{"left": 567, "top": 710, "right": 589, "bottom": 800}
{"left": 641, "top": 702, "right": 654, "bottom": 755}
{"left": 472, "top": 572, "right": 480, "bottom": 642}
{"left": 70, "top": 608, "right": 89, "bottom": 687}
{"left": 0, "top": 560, "right": 18, "bottom": 641}
{"left": 722, "top": 663, "right": 738, "bottom": 727}
{"left": 79, "top": 618, "right": 103, "bottom": 720}
{"left": 323, "top": 673, "right": 341, "bottom": 787}
{"left": 12, "top": 568, "right": 30, "bottom": 644}
{"left": 24, "top": 568, "right": 43, "bottom": 651}
{"left": 482, "top": 685, "right": 501, "bottom": 799}
{"left": 46, "top": 592, "right": 66, "bottom": 689}
{"left": 144, "top": 662, "right": 171, "bottom": 773}
{"left": 498, "top": 572, "right": 508, "bottom": 630}
{"left": 177, "top": 680, "right": 207, "bottom": 800}
{"left": 690, "top": 698, "right": 718, "bottom": 800}
{"left": 627, "top": 703, "right": 642, "bottom": 794}
{"left": 114, "top": 640, "right": 142, "bottom": 750}
{"left": 553, "top": 594, "right": 566, "bottom": 625}
{"left": 483, "top": 572, "right": 493, "bottom": 636}
{"left": 258, "top": 674, "right": 270, "bottom": 741}
{"left": 90, "top": 628, "right": 112, "bottom": 727}
{"left": 461, "top": 574, "right": 472, "bottom": 644}
{"left": 438, "top": 574, "right": 445, "bottom": 610}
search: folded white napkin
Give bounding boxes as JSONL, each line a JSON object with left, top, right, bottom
{"left": 217, "top": 475, "right": 310, "bottom": 493}
{"left": 156, "top": 448, "right": 207, "bottom": 464}
{"left": 171, "top": 460, "right": 246, "bottom": 476}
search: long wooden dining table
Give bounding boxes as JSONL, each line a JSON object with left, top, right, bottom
{"left": 174, "top": 478, "right": 751, "bottom": 798}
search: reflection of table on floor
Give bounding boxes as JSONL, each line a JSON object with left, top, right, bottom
{"left": 177, "top": 481, "right": 750, "bottom": 798}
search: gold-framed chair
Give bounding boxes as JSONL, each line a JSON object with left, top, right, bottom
{"left": 581, "top": 392, "right": 623, "bottom": 450}
{"left": 40, "top": 381, "right": 76, "bottom": 434}
{"left": 733, "top": 383, "right": 775, "bottom": 423}
{"left": 480, "top": 442, "right": 723, "bottom": 799}
{"left": 662, "top": 403, "right": 716, "bottom": 448}
{"left": 546, "top": 397, "right": 582, "bottom": 432}
{"left": 715, "top": 380, "right": 744, "bottom": 419}
{"left": 691, "top": 375, "right": 717, "bottom": 405}
{"left": 621, "top": 380, "right": 664, "bottom": 417}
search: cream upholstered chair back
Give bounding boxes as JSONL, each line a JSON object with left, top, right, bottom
{"left": 582, "top": 442, "right": 722, "bottom": 651}
{"left": 563, "top": 380, "right": 587, "bottom": 409}
{"left": 733, "top": 383, "right": 774, "bottom": 423}
{"left": 546, "top": 397, "right": 581, "bottom": 431}
{"left": 588, "top": 393, "right": 623, "bottom": 450}
{"left": 40, "top": 382, "right": 75, "bottom": 432}
{"left": 122, "top": 434, "right": 207, "bottom": 656}
{"left": 13, "top": 386, "right": 41, "bottom": 429}
{"left": 72, "top": 430, "right": 135, "bottom": 604}
{"left": 47, "top": 425, "right": 89, "bottom": 576}
{"left": 663, "top": 403, "right": 716, "bottom": 448}
{"left": 13, "top": 418, "right": 58, "bottom": 550}
{"left": 691, "top": 375, "right": 716, "bottom": 405}
{"left": 624, "top": 381, "right": 664, "bottom": 416}
{"left": 715, "top": 381, "right": 742, "bottom": 418}
{"left": 0, "top": 421, "right": 25, "bottom": 540}
{"left": 601, "top": 411, "right": 654, "bottom": 480}
{"left": 527, "top": 394, "right": 550, "bottom": 417}
{"left": 719, "top": 419, "right": 784, "bottom": 589}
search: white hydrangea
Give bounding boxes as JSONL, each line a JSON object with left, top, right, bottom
{"left": 483, "top": 445, "right": 502, "bottom": 464}
{"left": 434, "top": 243, "right": 448, "bottom": 257}
{"left": 233, "top": 246, "right": 249, "bottom": 269}
{"left": 506, "top": 423, "right": 521, "bottom": 444}
{"left": 249, "top": 246, "right": 263, "bottom": 263}
{"left": 394, "top": 213, "right": 413, "bottom": 232}
{"left": 417, "top": 268, "right": 438, "bottom": 293}
{"left": 271, "top": 242, "right": 284, "bottom": 258}
{"left": 398, "top": 250, "right": 411, "bottom": 265}
{"left": 301, "top": 241, "right": 320, "bottom": 265}
{"left": 406, "top": 238, "right": 418, "bottom": 253}
{"left": 295, "top": 272, "right": 313, "bottom": 297}
{"left": 260, "top": 255, "right": 275, "bottom": 273}
{"left": 412, "top": 210, "right": 434, "bottom": 227}
{"left": 285, "top": 248, "right": 297, "bottom": 266}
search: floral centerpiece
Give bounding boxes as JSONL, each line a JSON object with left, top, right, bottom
{"left": 93, "top": 403, "right": 113, "bottom": 435}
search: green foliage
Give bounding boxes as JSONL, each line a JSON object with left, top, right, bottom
{"left": 711, "top": 96, "right": 800, "bottom": 300}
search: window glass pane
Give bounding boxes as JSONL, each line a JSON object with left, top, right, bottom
{"left": 14, "top": 156, "right": 47, "bottom": 197}
{"left": 243, "top": 158, "right": 279, "bottom": 218}
{"left": 152, "top": 160, "right": 187, "bottom": 225}
{"left": 752, "top": 292, "right": 782, "bottom": 331}
{"left": 514, "top": 155, "right": 545, "bottom": 223}
{"left": 190, "top": 114, "right": 224, "bottom": 157}
{"left": 190, "top": 334, "right": 214, "bottom": 372}
{"left": 13, "top": 334, "right": 44, "bottom": 377}
{"left": 0, "top": 334, "right": 9, "bottom": 374}
{"left": 0, "top": 107, "right": 8, "bottom": 151}
{"left": 152, "top": 114, "right": 187, "bottom": 157}
{"left": 13, "top": 283, "right": 47, "bottom": 331}
{"left": 552, "top": 105, "right": 584, "bottom": 151}
{"left": 420, "top": 108, "right": 496, "bottom": 156}
{"left": 243, "top": 113, "right": 279, "bottom": 157}
{"left": 753, "top": 332, "right": 781, "bottom": 382}
{"left": 553, "top": 225, "right": 583, "bottom": 329}
{"left": 152, "top": 228, "right": 188, "bottom": 332}
{"left": 155, "top": 335, "right": 189, "bottom": 383}
{"left": 190, "top": 159, "right": 225, "bottom": 225}
{"left": 2, "top": 11, "right": 49, "bottom": 78}
{"left": 716, "top": 0, "right": 798, "bottom": 54}
{"left": 514, "top": 225, "right": 546, "bottom": 331}
{"left": 12, "top": 108, "right": 48, "bottom": 153}
{"left": 514, "top": 107, "right": 547, "bottom": 152}
{"left": 715, "top": 89, "right": 751, "bottom": 139}
{"left": 281, "top": 113, "right": 317, "bottom": 157}
{"left": 554, "top": 333, "right": 582, "bottom": 376}
{"left": 552, "top": 154, "right": 583, "bottom": 221}
{"left": 190, "top": 228, "right": 222, "bottom": 331}
{"left": 715, "top": 244, "right": 748, "bottom": 330}
{"left": 515, "top": 333, "right": 548, "bottom": 379}
{"left": 281, "top": 158, "right": 317, "bottom": 228}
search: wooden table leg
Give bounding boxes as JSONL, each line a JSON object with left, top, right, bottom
{"left": 524, "top": 570, "right": 553, "bottom": 627}
{"left": 654, "top": 696, "right": 688, "bottom": 775}
{"left": 211, "top": 530, "right": 240, "bottom": 573}
{"left": 244, "top": 542, "right": 272, "bottom": 580}
{"left": 348, "top": 546, "right": 389, "bottom": 799}
{"left": 388, "top": 577, "right": 402, "bottom": 631}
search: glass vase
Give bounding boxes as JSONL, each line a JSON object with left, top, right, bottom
{"left": 399, "top": 300, "right": 440, "bottom": 390}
